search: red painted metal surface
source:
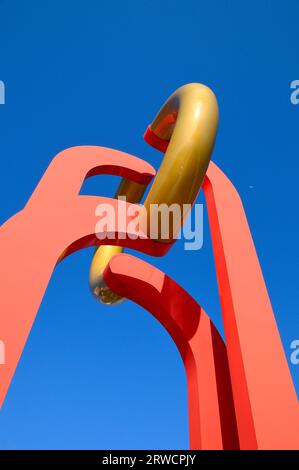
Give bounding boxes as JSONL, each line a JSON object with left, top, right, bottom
{"left": 103, "top": 254, "right": 239, "bottom": 449}
{"left": 0, "top": 141, "right": 298, "bottom": 449}
{"left": 145, "top": 126, "right": 299, "bottom": 449}
{"left": 203, "top": 162, "right": 299, "bottom": 449}
{"left": 0, "top": 145, "right": 167, "bottom": 410}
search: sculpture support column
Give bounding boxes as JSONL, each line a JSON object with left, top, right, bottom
{"left": 203, "top": 162, "right": 299, "bottom": 449}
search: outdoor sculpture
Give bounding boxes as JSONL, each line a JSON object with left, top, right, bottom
{"left": 0, "top": 83, "right": 298, "bottom": 449}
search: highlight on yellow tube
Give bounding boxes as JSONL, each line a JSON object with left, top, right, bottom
{"left": 89, "top": 83, "right": 219, "bottom": 305}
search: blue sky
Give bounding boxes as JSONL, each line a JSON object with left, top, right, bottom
{"left": 0, "top": 0, "right": 298, "bottom": 449}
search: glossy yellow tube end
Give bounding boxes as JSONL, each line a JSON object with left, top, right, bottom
{"left": 89, "top": 245, "right": 125, "bottom": 305}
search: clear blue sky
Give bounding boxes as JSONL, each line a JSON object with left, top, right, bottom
{"left": 0, "top": 0, "right": 298, "bottom": 449}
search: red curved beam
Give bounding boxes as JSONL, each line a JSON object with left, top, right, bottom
{"left": 103, "top": 254, "right": 239, "bottom": 450}
{"left": 0, "top": 146, "right": 167, "bottom": 410}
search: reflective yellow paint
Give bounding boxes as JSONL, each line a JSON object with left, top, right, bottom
{"left": 90, "top": 83, "right": 219, "bottom": 304}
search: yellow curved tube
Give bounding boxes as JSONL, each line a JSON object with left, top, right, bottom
{"left": 89, "top": 83, "right": 219, "bottom": 304}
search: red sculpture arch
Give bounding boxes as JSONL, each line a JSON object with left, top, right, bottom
{"left": 0, "top": 145, "right": 298, "bottom": 449}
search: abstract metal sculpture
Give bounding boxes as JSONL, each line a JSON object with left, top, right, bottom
{"left": 0, "top": 83, "right": 298, "bottom": 449}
